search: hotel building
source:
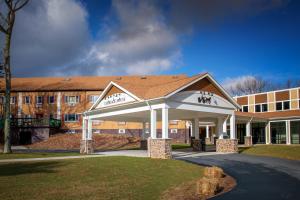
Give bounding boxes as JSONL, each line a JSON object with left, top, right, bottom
{"left": 0, "top": 74, "right": 299, "bottom": 147}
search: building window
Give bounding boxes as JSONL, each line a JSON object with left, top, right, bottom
{"left": 65, "top": 96, "right": 80, "bottom": 105}
{"left": 255, "top": 104, "right": 261, "bottom": 112}
{"left": 0, "top": 96, "right": 4, "bottom": 104}
{"left": 48, "top": 96, "right": 55, "bottom": 104}
{"left": 24, "top": 96, "right": 30, "bottom": 104}
{"left": 64, "top": 114, "right": 79, "bottom": 122}
{"left": 89, "top": 95, "right": 99, "bottom": 103}
{"left": 262, "top": 104, "right": 268, "bottom": 112}
{"left": 118, "top": 129, "right": 126, "bottom": 134}
{"left": 36, "top": 96, "right": 43, "bottom": 104}
{"left": 118, "top": 121, "right": 126, "bottom": 125}
{"left": 10, "top": 96, "right": 16, "bottom": 104}
{"left": 242, "top": 105, "right": 248, "bottom": 112}
{"left": 170, "top": 120, "right": 178, "bottom": 125}
{"left": 276, "top": 102, "right": 282, "bottom": 111}
{"left": 283, "top": 101, "right": 290, "bottom": 110}
{"left": 170, "top": 129, "right": 178, "bottom": 134}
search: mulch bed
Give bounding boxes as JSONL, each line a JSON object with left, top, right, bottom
{"left": 27, "top": 133, "right": 140, "bottom": 150}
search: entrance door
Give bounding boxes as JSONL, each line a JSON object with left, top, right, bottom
{"left": 271, "top": 122, "right": 286, "bottom": 144}
{"left": 19, "top": 131, "right": 32, "bottom": 145}
{"left": 237, "top": 124, "right": 246, "bottom": 144}
{"left": 252, "top": 123, "right": 266, "bottom": 144}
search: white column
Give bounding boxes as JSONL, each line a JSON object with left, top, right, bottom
{"left": 193, "top": 118, "right": 199, "bottom": 140}
{"left": 246, "top": 121, "right": 251, "bottom": 137}
{"left": 82, "top": 119, "right": 87, "bottom": 140}
{"left": 57, "top": 92, "right": 61, "bottom": 119}
{"left": 286, "top": 120, "right": 291, "bottom": 145}
{"left": 150, "top": 109, "right": 157, "bottom": 139}
{"left": 206, "top": 125, "right": 209, "bottom": 138}
{"left": 230, "top": 114, "right": 236, "bottom": 139}
{"left": 265, "top": 122, "right": 271, "bottom": 144}
{"left": 142, "top": 122, "right": 147, "bottom": 140}
{"left": 190, "top": 121, "right": 195, "bottom": 137}
{"left": 17, "top": 92, "right": 22, "bottom": 118}
{"left": 162, "top": 108, "right": 169, "bottom": 139}
{"left": 87, "top": 120, "right": 92, "bottom": 140}
{"left": 217, "top": 117, "right": 223, "bottom": 139}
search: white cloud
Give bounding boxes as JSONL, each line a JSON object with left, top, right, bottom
{"left": 11, "top": 0, "right": 90, "bottom": 76}
{"left": 82, "top": 0, "right": 181, "bottom": 75}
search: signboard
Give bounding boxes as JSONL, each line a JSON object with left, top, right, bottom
{"left": 97, "top": 93, "right": 135, "bottom": 108}
{"left": 170, "top": 90, "right": 235, "bottom": 109}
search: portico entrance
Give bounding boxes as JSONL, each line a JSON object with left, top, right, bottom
{"left": 81, "top": 73, "right": 241, "bottom": 158}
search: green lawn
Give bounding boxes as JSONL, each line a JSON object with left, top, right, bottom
{"left": 0, "top": 152, "right": 80, "bottom": 160}
{"left": 0, "top": 156, "right": 203, "bottom": 200}
{"left": 239, "top": 145, "right": 300, "bottom": 160}
{"left": 172, "top": 143, "right": 191, "bottom": 150}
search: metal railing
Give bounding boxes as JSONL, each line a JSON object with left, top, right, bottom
{"left": 0, "top": 118, "right": 61, "bottom": 128}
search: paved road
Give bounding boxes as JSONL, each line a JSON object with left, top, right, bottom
{"left": 174, "top": 152, "right": 300, "bottom": 200}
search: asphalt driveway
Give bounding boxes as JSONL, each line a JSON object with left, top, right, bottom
{"left": 174, "top": 152, "right": 300, "bottom": 200}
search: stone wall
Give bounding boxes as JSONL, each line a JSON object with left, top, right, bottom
{"left": 205, "top": 137, "right": 212, "bottom": 145}
{"left": 148, "top": 138, "right": 172, "bottom": 159}
{"left": 192, "top": 139, "right": 202, "bottom": 151}
{"left": 80, "top": 139, "right": 94, "bottom": 154}
{"left": 216, "top": 139, "right": 238, "bottom": 153}
{"left": 244, "top": 136, "right": 253, "bottom": 146}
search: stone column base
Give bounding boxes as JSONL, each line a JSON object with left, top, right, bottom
{"left": 205, "top": 137, "right": 212, "bottom": 145}
{"left": 216, "top": 139, "right": 238, "bottom": 153}
{"left": 244, "top": 136, "right": 253, "bottom": 146}
{"left": 80, "top": 140, "right": 94, "bottom": 154}
{"left": 140, "top": 140, "right": 148, "bottom": 150}
{"left": 148, "top": 138, "right": 172, "bottom": 159}
{"left": 192, "top": 139, "right": 202, "bottom": 151}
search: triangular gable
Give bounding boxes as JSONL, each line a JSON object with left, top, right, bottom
{"left": 166, "top": 74, "right": 240, "bottom": 109}
{"left": 89, "top": 82, "right": 140, "bottom": 110}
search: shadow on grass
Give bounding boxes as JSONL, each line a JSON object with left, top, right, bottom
{"left": 238, "top": 147, "right": 251, "bottom": 153}
{"left": 0, "top": 161, "right": 67, "bottom": 176}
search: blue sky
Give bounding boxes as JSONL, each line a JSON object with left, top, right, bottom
{"left": 6, "top": 0, "right": 300, "bottom": 85}
{"left": 81, "top": 0, "right": 300, "bottom": 82}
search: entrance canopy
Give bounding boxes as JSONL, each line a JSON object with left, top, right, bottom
{"left": 83, "top": 73, "right": 244, "bottom": 140}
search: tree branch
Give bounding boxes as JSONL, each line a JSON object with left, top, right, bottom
{"left": 0, "top": 24, "right": 8, "bottom": 34}
{"left": 13, "top": 0, "right": 29, "bottom": 11}
{"left": 4, "top": 0, "right": 13, "bottom": 10}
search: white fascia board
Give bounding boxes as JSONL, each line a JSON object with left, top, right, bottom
{"left": 86, "top": 103, "right": 167, "bottom": 120}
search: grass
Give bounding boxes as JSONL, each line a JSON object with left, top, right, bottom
{"left": 0, "top": 152, "right": 80, "bottom": 160}
{"left": 172, "top": 143, "right": 191, "bottom": 150}
{"left": 0, "top": 156, "right": 203, "bottom": 200}
{"left": 239, "top": 145, "right": 300, "bottom": 160}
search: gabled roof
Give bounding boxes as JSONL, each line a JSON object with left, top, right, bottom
{"left": 112, "top": 73, "right": 240, "bottom": 109}
{"left": 0, "top": 75, "right": 187, "bottom": 92}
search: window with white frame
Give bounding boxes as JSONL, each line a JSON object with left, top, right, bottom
{"left": 255, "top": 103, "right": 268, "bottom": 113}
{"left": 118, "top": 129, "right": 126, "bottom": 134}
{"left": 10, "top": 96, "right": 16, "bottom": 104}
{"left": 89, "top": 95, "right": 99, "bottom": 103}
{"left": 170, "top": 129, "right": 178, "bottom": 134}
{"left": 255, "top": 104, "right": 261, "bottom": 112}
{"left": 170, "top": 120, "right": 178, "bottom": 125}
{"left": 24, "top": 96, "right": 30, "bottom": 104}
{"left": 36, "top": 96, "right": 43, "bottom": 104}
{"left": 118, "top": 121, "right": 126, "bottom": 125}
{"left": 242, "top": 105, "right": 248, "bottom": 112}
{"left": 48, "top": 96, "right": 55, "bottom": 104}
{"left": 276, "top": 101, "right": 290, "bottom": 111}
{"left": 65, "top": 96, "right": 80, "bottom": 105}
{"left": 64, "top": 114, "right": 79, "bottom": 122}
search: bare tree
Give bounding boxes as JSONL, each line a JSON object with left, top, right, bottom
{"left": 225, "top": 76, "right": 270, "bottom": 96}
{"left": 0, "top": 0, "right": 29, "bottom": 153}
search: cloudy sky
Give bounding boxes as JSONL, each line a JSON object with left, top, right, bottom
{"left": 1, "top": 0, "right": 300, "bottom": 85}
